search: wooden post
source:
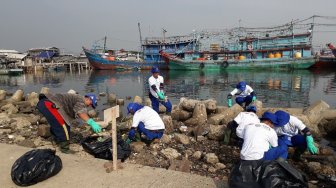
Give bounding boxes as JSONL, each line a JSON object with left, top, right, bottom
{"left": 111, "top": 106, "right": 119, "bottom": 170}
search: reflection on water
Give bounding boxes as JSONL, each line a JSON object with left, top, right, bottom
{"left": 0, "top": 69, "right": 335, "bottom": 109}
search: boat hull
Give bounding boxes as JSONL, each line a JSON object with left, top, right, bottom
{"left": 167, "top": 57, "right": 316, "bottom": 70}
{"left": 83, "top": 48, "right": 168, "bottom": 70}
{"left": 312, "top": 57, "right": 336, "bottom": 68}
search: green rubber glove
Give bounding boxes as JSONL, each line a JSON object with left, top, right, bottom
{"left": 87, "top": 118, "right": 102, "bottom": 133}
{"left": 252, "top": 96, "right": 257, "bottom": 102}
{"left": 306, "top": 135, "right": 318, "bottom": 154}
{"left": 157, "top": 91, "right": 165, "bottom": 100}
{"left": 227, "top": 98, "right": 232, "bottom": 107}
{"left": 125, "top": 138, "right": 132, "bottom": 144}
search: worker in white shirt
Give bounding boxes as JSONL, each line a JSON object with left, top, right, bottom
{"left": 126, "top": 103, "right": 165, "bottom": 144}
{"left": 227, "top": 81, "right": 256, "bottom": 109}
{"left": 274, "top": 110, "right": 318, "bottom": 161}
{"left": 237, "top": 112, "right": 288, "bottom": 161}
{"left": 223, "top": 106, "right": 260, "bottom": 146}
{"left": 148, "top": 66, "right": 172, "bottom": 114}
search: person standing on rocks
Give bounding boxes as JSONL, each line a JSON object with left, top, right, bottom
{"left": 126, "top": 102, "right": 165, "bottom": 145}
{"left": 223, "top": 106, "right": 260, "bottom": 146}
{"left": 148, "top": 66, "right": 172, "bottom": 114}
{"left": 237, "top": 112, "right": 288, "bottom": 161}
{"left": 274, "top": 110, "right": 318, "bottom": 161}
{"left": 227, "top": 81, "right": 256, "bottom": 109}
{"left": 36, "top": 93, "right": 102, "bottom": 153}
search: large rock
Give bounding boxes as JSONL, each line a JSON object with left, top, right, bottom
{"left": 322, "top": 109, "right": 336, "bottom": 120}
{"left": 161, "top": 148, "right": 181, "bottom": 160}
{"left": 192, "top": 151, "right": 202, "bottom": 160}
{"left": 10, "top": 90, "right": 24, "bottom": 102}
{"left": 37, "top": 124, "right": 51, "bottom": 138}
{"left": 207, "top": 124, "right": 225, "bottom": 140}
{"left": 304, "top": 100, "right": 330, "bottom": 124}
{"left": 27, "top": 92, "right": 39, "bottom": 106}
{"left": 40, "top": 87, "right": 50, "bottom": 94}
{"left": 203, "top": 99, "right": 217, "bottom": 113}
{"left": 107, "top": 93, "right": 116, "bottom": 103}
{"left": 161, "top": 134, "right": 171, "bottom": 144}
{"left": 133, "top": 96, "right": 142, "bottom": 104}
{"left": 9, "top": 114, "right": 39, "bottom": 125}
{"left": 184, "top": 102, "right": 207, "bottom": 127}
{"left": 180, "top": 98, "right": 200, "bottom": 112}
{"left": 174, "top": 133, "right": 190, "bottom": 145}
{"left": 204, "top": 153, "right": 219, "bottom": 165}
{"left": 130, "top": 142, "right": 146, "bottom": 153}
{"left": 321, "top": 119, "right": 336, "bottom": 137}
{"left": 1, "top": 103, "right": 18, "bottom": 114}
{"left": 171, "top": 109, "right": 192, "bottom": 121}
{"left": 0, "top": 90, "right": 6, "bottom": 101}
{"left": 295, "top": 114, "right": 320, "bottom": 137}
{"left": 216, "top": 106, "right": 227, "bottom": 114}
{"left": 161, "top": 115, "right": 174, "bottom": 134}
{"left": 12, "top": 117, "right": 32, "bottom": 129}
{"left": 208, "top": 104, "right": 243, "bottom": 125}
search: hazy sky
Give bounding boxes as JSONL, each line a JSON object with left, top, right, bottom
{"left": 1, "top": 0, "right": 335, "bottom": 54}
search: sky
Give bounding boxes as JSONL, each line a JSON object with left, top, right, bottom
{"left": 1, "top": 0, "right": 336, "bottom": 54}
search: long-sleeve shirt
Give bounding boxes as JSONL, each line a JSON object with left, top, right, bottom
{"left": 45, "top": 93, "right": 88, "bottom": 125}
{"left": 234, "top": 112, "right": 260, "bottom": 139}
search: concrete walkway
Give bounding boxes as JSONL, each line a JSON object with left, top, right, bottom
{"left": 0, "top": 143, "right": 222, "bottom": 188}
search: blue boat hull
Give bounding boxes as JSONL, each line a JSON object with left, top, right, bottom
{"left": 83, "top": 48, "right": 168, "bottom": 70}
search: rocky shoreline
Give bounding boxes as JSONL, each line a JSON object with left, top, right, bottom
{"left": 0, "top": 88, "right": 336, "bottom": 187}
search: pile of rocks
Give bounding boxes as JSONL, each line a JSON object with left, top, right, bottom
{"left": 1, "top": 88, "right": 336, "bottom": 186}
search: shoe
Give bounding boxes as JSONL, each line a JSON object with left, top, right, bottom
{"left": 58, "top": 141, "right": 76, "bottom": 154}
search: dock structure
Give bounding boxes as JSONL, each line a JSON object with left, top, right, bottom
{"left": 20, "top": 57, "right": 91, "bottom": 73}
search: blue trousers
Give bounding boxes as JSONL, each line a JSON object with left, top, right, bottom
{"left": 137, "top": 122, "right": 164, "bottom": 140}
{"left": 263, "top": 144, "right": 288, "bottom": 160}
{"left": 278, "top": 135, "right": 307, "bottom": 149}
{"left": 149, "top": 93, "right": 172, "bottom": 113}
{"left": 236, "top": 95, "right": 253, "bottom": 107}
{"left": 36, "top": 98, "right": 70, "bottom": 143}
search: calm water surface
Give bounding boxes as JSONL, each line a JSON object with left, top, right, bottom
{"left": 0, "top": 69, "right": 335, "bottom": 113}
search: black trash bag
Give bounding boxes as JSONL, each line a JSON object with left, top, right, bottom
{"left": 229, "top": 160, "right": 308, "bottom": 188}
{"left": 81, "top": 135, "right": 131, "bottom": 161}
{"left": 11, "top": 149, "right": 62, "bottom": 186}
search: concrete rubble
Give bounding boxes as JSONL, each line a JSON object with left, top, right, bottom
{"left": 0, "top": 89, "right": 336, "bottom": 186}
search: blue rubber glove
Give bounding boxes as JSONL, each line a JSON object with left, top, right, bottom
{"left": 252, "top": 96, "right": 257, "bottom": 102}
{"left": 306, "top": 135, "right": 318, "bottom": 154}
{"left": 87, "top": 118, "right": 102, "bottom": 133}
{"left": 128, "top": 128, "right": 136, "bottom": 140}
{"left": 227, "top": 98, "right": 232, "bottom": 107}
{"left": 157, "top": 91, "right": 165, "bottom": 100}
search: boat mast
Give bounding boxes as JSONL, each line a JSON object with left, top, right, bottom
{"left": 103, "top": 36, "right": 107, "bottom": 53}
{"left": 138, "top": 22, "right": 143, "bottom": 53}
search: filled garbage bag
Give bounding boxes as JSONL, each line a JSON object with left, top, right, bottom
{"left": 229, "top": 160, "right": 308, "bottom": 188}
{"left": 11, "top": 149, "right": 62, "bottom": 186}
{"left": 81, "top": 135, "right": 131, "bottom": 161}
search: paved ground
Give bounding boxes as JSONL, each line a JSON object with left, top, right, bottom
{"left": 0, "top": 143, "right": 225, "bottom": 188}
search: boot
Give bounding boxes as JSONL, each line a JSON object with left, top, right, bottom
{"left": 292, "top": 147, "right": 305, "bottom": 162}
{"left": 58, "top": 141, "right": 76, "bottom": 154}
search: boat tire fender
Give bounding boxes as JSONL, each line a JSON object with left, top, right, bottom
{"left": 222, "top": 61, "right": 229, "bottom": 68}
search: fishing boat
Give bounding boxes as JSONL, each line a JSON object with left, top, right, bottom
{"left": 83, "top": 47, "right": 168, "bottom": 70}
{"left": 313, "top": 43, "right": 336, "bottom": 68}
{"left": 160, "top": 22, "right": 316, "bottom": 70}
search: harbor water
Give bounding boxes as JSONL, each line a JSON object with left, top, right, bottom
{"left": 0, "top": 69, "right": 335, "bottom": 113}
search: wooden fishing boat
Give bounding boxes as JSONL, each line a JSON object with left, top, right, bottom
{"left": 83, "top": 47, "right": 168, "bottom": 70}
